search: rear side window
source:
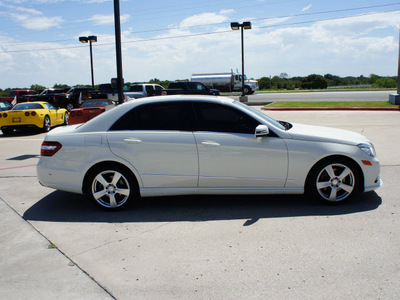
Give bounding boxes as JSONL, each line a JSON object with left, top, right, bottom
{"left": 110, "top": 102, "right": 194, "bottom": 131}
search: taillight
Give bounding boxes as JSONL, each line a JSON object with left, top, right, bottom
{"left": 31, "top": 111, "right": 36, "bottom": 116}
{"left": 41, "top": 141, "right": 62, "bottom": 156}
{"left": 70, "top": 111, "right": 75, "bottom": 116}
{"left": 88, "top": 92, "right": 92, "bottom": 98}
{"left": 3, "top": 113, "right": 7, "bottom": 118}
{"left": 77, "top": 111, "right": 83, "bottom": 116}
{"left": 25, "top": 111, "right": 30, "bottom": 116}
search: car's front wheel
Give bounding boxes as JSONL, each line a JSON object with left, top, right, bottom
{"left": 306, "top": 158, "right": 360, "bottom": 204}
{"left": 86, "top": 165, "right": 138, "bottom": 210}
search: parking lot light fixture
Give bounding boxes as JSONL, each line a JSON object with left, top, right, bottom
{"left": 230, "top": 21, "right": 252, "bottom": 100}
{"left": 79, "top": 35, "right": 97, "bottom": 88}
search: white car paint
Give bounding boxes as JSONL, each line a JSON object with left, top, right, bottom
{"left": 37, "top": 95, "right": 381, "bottom": 209}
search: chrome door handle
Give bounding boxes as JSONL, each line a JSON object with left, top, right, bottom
{"left": 123, "top": 138, "right": 142, "bottom": 144}
{"left": 201, "top": 140, "right": 220, "bottom": 147}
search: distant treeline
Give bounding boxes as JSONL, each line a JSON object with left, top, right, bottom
{"left": 0, "top": 73, "right": 397, "bottom": 96}
{"left": 256, "top": 73, "right": 398, "bottom": 90}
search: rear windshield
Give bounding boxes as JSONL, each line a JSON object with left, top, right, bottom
{"left": 12, "top": 103, "right": 43, "bottom": 110}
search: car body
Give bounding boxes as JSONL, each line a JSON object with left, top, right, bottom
{"left": 69, "top": 99, "right": 117, "bottom": 125}
{"left": 0, "top": 100, "right": 13, "bottom": 111}
{"left": 37, "top": 95, "right": 381, "bottom": 210}
{"left": 124, "top": 84, "right": 166, "bottom": 99}
{"left": 0, "top": 101, "right": 68, "bottom": 135}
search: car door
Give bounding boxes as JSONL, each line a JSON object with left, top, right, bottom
{"left": 43, "top": 103, "right": 62, "bottom": 125}
{"left": 192, "top": 102, "right": 288, "bottom": 188}
{"left": 107, "top": 101, "right": 199, "bottom": 188}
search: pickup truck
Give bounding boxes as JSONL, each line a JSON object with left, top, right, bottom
{"left": 98, "top": 83, "right": 130, "bottom": 101}
{"left": 124, "top": 84, "right": 166, "bottom": 99}
{"left": 164, "top": 82, "right": 220, "bottom": 96}
{"left": 23, "top": 87, "right": 107, "bottom": 111}
{"left": 21, "top": 88, "right": 67, "bottom": 103}
{"left": 0, "top": 90, "right": 37, "bottom": 104}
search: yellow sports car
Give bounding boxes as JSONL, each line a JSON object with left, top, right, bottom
{"left": 0, "top": 102, "right": 68, "bottom": 135}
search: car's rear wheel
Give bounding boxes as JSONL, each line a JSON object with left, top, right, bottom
{"left": 86, "top": 165, "right": 137, "bottom": 210}
{"left": 43, "top": 116, "right": 51, "bottom": 132}
{"left": 64, "top": 112, "right": 69, "bottom": 125}
{"left": 306, "top": 158, "right": 359, "bottom": 204}
{"left": 1, "top": 127, "right": 14, "bottom": 135}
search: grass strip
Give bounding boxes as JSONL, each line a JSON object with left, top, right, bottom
{"left": 264, "top": 101, "right": 396, "bottom": 109}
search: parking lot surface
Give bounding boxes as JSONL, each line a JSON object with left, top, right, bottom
{"left": 0, "top": 110, "right": 399, "bottom": 299}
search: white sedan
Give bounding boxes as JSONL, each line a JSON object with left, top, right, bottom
{"left": 37, "top": 95, "right": 381, "bottom": 210}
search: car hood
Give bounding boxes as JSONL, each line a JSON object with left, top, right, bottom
{"left": 287, "top": 123, "right": 370, "bottom": 145}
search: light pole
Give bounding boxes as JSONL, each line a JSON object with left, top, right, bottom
{"left": 113, "top": 0, "right": 124, "bottom": 104}
{"left": 79, "top": 35, "right": 97, "bottom": 88}
{"left": 231, "top": 21, "right": 251, "bottom": 102}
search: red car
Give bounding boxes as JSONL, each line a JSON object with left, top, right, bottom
{"left": 69, "top": 99, "right": 116, "bottom": 125}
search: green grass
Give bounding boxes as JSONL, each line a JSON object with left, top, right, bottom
{"left": 264, "top": 101, "right": 397, "bottom": 109}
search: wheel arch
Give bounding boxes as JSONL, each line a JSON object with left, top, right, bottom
{"left": 305, "top": 154, "right": 365, "bottom": 193}
{"left": 82, "top": 160, "right": 140, "bottom": 195}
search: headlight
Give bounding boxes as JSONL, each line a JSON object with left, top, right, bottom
{"left": 358, "top": 143, "right": 375, "bottom": 157}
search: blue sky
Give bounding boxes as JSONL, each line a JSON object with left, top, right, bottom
{"left": 0, "top": 0, "right": 399, "bottom": 89}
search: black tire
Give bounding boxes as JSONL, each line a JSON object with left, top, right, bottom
{"left": 85, "top": 164, "right": 138, "bottom": 210}
{"left": 306, "top": 157, "right": 360, "bottom": 204}
{"left": 43, "top": 115, "right": 51, "bottom": 132}
{"left": 64, "top": 113, "right": 69, "bottom": 125}
{"left": 243, "top": 86, "right": 251, "bottom": 95}
{"left": 1, "top": 127, "right": 14, "bottom": 135}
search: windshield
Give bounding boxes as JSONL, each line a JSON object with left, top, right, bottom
{"left": 81, "top": 101, "right": 110, "bottom": 107}
{"left": 234, "top": 101, "right": 287, "bottom": 131}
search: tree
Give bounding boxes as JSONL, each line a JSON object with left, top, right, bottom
{"left": 30, "top": 84, "right": 46, "bottom": 91}
{"left": 53, "top": 83, "right": 70, "bottom": 89}
{"left": 258, "top": 77, "right": 272, "bottom": 90}
{"left": 368, "top": 74, "right": 380, "bottom": 85}
{"left": 279, "top": 73, "right": 289, "bottom": 79}
{"left": 301, "top": 74, "right": 328, "bottom": 89}
{"left": 372, "top": 77, "right": 397, "bottom": 88}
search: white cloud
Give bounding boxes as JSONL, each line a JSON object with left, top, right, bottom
{"left": 302, "top": 4, "right": 312, "bottom": 12}
{"left": 260, "top": 16, "right": 292, "bottom": 27}
{"left": 89, "top": 14, "right": 130, "bottom": 26}
{"left": 13, "top": 14, "right": 64, "bottom": 30}
{"left": 180, "top": 12, "right": 229, "bottom": 27}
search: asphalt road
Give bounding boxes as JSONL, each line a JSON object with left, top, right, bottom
{"left": 0, "top": 108, "right": 399, "bottom": 299}
{"left": 232, "top": 90, "right": 396, "bottom": 103}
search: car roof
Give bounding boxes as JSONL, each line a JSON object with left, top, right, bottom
{"left": 77, "top": 95, "right": 235, "bottom": 133}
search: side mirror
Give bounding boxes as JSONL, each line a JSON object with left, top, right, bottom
{"left": 255, "top": 124, "right": 269, "bottom": 137}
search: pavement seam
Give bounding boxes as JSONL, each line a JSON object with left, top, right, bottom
{"left": 0, "top": 196, "right": 116, "bottom": 300}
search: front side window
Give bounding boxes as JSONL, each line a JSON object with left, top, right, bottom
{"left": 193, "top": 102, "right": 259, "bottom": 134}
{"left": 110, "top": 102, "right": 193, "bottom": 131}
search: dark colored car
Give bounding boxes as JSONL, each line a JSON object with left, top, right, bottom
{"left": 0, "top": 101, "right": 13, "bottom": 111}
